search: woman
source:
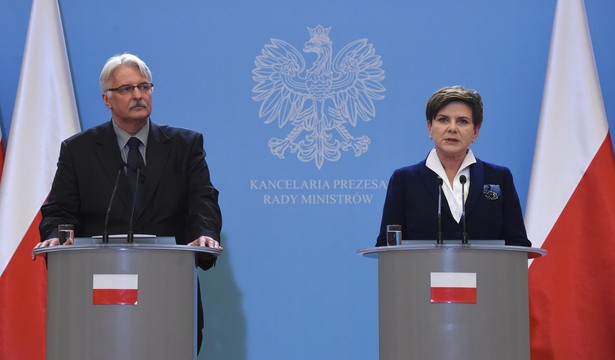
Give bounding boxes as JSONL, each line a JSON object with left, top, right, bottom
{"left": 376, "top": 86, "right": 531, "bottom": 246}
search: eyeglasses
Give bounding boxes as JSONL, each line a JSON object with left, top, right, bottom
{"left": 106, "top": 82, "right": 154, "bottom": 95}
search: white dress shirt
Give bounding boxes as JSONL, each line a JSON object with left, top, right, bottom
{"left": 425, "top": 148, "right": 476, "bottom": 223}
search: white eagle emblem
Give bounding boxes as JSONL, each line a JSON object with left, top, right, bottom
{"left": 252, "top": 25, "right": 385, "bottom": 169}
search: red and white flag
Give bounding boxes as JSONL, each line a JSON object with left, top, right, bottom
{"left": 430, "top": 272, "right": 477, "bottom": 304}
{"left": 93, "top": 274, "right": 139, "bottom": 305}
{"left": 0, "top": 0, "right": 80, "bottom": 358}
{"left": 0, "top": 128, "right": 5, "bottom": 179}
{"left": 525, "top": 0, "right": 615, "bottom": 359}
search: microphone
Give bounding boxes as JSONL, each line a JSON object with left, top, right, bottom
{"left": 127, "top": 166, "right": 141, "bottom": 243}
{"left": 459, "top": 175, "right": 468, "bottom": 244}
{"left": 437, "top": 177, "right": 444, "bottom": 244}
{"left": 103, "top": 164, "right": 124, "bottom": 244}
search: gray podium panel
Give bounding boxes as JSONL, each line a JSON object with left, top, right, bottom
{"left": 34, "top": 244, "right": 220, "bottom": 360}
{"left": 358, "top": 244, "right": 546, "bottom": 360}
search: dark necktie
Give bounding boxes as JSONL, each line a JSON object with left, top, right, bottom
{"left": 126, "top": 137, "right": 145, "bottom": 207}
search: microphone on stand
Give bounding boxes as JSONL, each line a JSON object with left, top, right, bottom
{"left": 127, "top": 166, "right": 141, "bottom": 244}
{"left": 102, "top": 164, "right": 124, "bottom": 244}
{"left": 459, "top": 175, "right": 468, "bottom": 244}
{"left": 437, "top": 177, "right": 444, "bottom": 244}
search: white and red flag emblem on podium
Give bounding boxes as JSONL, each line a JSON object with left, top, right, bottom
{"left": 525, "top": 0, "right": 615, "bottom": 359}
{"left": 93, "top": 274, "right": 139, "bottom": 305}
{"left": 430, "top": 272, "right": 477, "bottom": 304}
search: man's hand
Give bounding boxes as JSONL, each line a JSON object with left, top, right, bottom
{"left": 187, "top": 236, "right": 223, "bottom": 250}
{"left": 32, "top": 237, "right": 73, "bottom": 260}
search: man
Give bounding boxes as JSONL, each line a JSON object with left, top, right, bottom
{"left": 35, "top": 53, "right": 222, "bottom": 352}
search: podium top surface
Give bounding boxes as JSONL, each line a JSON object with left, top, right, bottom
{"left": 32, "top": 243, "right": 222, "bottom": 257}
{"left": 357, "top": 243, "right": 546, "bottom": 259}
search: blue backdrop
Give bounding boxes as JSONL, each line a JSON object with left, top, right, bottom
{"left": 1, "top": 1, "right": 614, "bottom": 359}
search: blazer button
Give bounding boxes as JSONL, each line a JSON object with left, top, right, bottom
{"left": 454, "top": 232, "right": 461, "bottom": 238}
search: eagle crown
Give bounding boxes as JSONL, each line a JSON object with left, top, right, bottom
{"left": 307, "top": 25, "right": 331, "bottom": 44}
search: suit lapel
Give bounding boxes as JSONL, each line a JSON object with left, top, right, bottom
{"left": 94, "top": 121, "right": 133, "bottom": 211}
{"left": 417, "top": 160, "right": 456, "bottom": 221}
{"left": 466, "top": 159, "right": 484, "bottom": 217}
{"left": 139, "top": 122, "right": 171, "bottom": 216}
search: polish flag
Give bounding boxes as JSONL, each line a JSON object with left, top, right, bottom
{"left": 92, "top": 274, "right": 139, "bottom": 305}
{"left": 0, "top": 0, "right": 80, "bottom": 358}
{"left": 430, "top": 272, "right": 477, "bottom": 304}
{"left": 0, "top": 129, "right": 4, "bottom": 179}
{"left": 525, "top": 0, "right": 615, "bottom": 359}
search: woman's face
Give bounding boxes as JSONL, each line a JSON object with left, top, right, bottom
{"left": 427, "top": 101, "right": 480, "bottom": 160}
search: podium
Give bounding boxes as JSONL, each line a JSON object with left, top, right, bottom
{"left": 358, "top": 243, "right": 546, "bottom": 360}
{"left": 33, "top": 240, "right": 221, "bottom": 360}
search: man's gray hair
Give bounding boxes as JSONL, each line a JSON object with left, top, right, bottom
{"left": 99, "top": 53, "right": 152, "bottom": 92}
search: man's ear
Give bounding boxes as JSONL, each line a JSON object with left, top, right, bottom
{"left": 102, "top": 92, "right": 112, "bottom": 109}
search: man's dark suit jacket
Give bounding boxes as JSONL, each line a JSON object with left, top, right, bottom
{"left": 376, "top": 158, "right": 531, "bottom": 247}
{"left": 39, "top": 120, "right": 222, "bottom": 343}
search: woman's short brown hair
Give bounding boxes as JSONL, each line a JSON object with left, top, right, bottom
{"left": 425, "top": 85, "right": 483, "bottom": 128}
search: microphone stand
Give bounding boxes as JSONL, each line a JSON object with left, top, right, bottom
{"left": 103, "top": 165, "right": 123, "bottom": 244}
{"left": 437, "top": 177, "right": 444, "bottom": 244}
{"left": 127, "top": 167, "right": 140, "bottom": 244}
{"left": 460, "top": 175, "right": 468, "bottom": 244}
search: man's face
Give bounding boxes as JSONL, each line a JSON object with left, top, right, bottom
{"left": 102, "top": 65, "right": 152, "bottom": 126}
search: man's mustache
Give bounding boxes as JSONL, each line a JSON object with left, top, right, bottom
{"left": 129, "top": 100, "right": 148, "bottom": 110}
